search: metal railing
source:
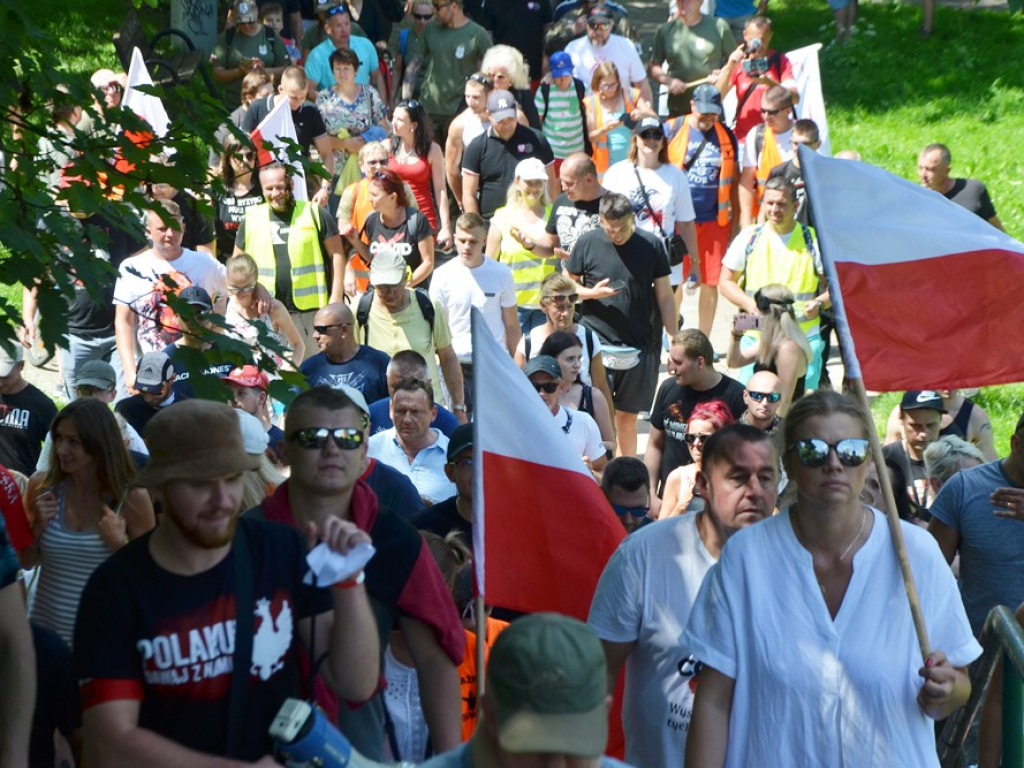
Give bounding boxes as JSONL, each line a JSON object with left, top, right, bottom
{"left": 939, "top": 605, "right": 1024, "bottom": 768}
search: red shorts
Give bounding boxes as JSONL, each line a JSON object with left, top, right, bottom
{"left": 684, "top": 220, "right": 730, "bottom": 287}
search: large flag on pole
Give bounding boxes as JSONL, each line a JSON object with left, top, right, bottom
{"left": 787, "top": 43, "right": 830, "bottom": 156}
{"left": 800, "top": 147, "right": 1024, "bottom": 391}
{"left": 250, "top": 97, "right": 308, "bottom": 200}
{"left": 471, "top": 309, "right": 625, "bottom": 620}
{"left": 123, "top": 47, "right": 170, "bottom": 139}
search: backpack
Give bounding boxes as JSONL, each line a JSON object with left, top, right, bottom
{"left": 744, "top": 221, "right": 817, "bottom": 262}
{"left": 357, "top": 287, "right": 435, "bottom": 346}
{"left": 538, "top": 78, "right": 593, "bottom": 157}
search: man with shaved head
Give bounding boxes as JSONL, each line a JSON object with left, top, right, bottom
{"left": 739, "top": 369, "right": 783, "bottom": 435}
{"left": 299, "top": 302, "right": 390, "bottom": 402}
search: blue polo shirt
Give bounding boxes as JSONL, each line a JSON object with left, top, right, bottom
{"left": 367, "top": 428, "right": 455, "bottom": 505}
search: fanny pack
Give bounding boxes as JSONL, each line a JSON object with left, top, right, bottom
{"left": 602, "top": 344, "right": 642, "bottom": 370}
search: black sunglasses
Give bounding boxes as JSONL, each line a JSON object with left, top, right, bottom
{"left": 531, "top": 381, "right": 560, "bottom": 394}
{"left": 611, "top": 504, "right": 649, "bottom": 518}
{"left": 467, "top": 73, "right": 493, "bottom": 88}
{"left": 787, "top": 438, "right": 870, "bottom": 468}
{"left": 684, "top": 433, "right": 711, "bottom": 447}
{"left": 414, "top": 11, "right": 433, "bottom": 19}
{"left": 761, "top": 107, "right": 783, "bottom": 116}
{"left": 313, "top": 323, "right": 346, "bottom": 334}
{"left": 639, "top": 130, "right": 663, "bottom": 141}
{"left": 746, "top": 390, "right": 781, "bottom": 403}
{"left": 288, "top": 427, "right": 364, "bottom": 450}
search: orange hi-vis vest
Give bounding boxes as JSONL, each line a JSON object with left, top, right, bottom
{"left": 347, "top": 178, "right": 373, "bottom": 293}
{"left": 584, "top": 87, "right": 639, "bottom": 177}
{"left": 751, "top": 124, "right": 784, "bottom": 219}
{"left": 667, "top": 116, "right": 736, "bottom": 227}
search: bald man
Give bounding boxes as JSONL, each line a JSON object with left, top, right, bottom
{"left": 739, "top": 370, "right": 782, "bottom": 435}
{"left": 299, "top": 302, "right": 391, "bottom": 402}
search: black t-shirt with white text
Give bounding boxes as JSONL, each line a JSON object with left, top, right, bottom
{"left": 0, "top": 384, "right": 58, "bottom": 476}
{"left": 75, "top": 518, "right": 330, "bottom": 761}
{"left": 546, "top": 192, "right": 603, "bottom": 253}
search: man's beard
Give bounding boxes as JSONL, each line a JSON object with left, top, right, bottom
{"left": 165, "top": 497, "right": 239, "bottom": 549}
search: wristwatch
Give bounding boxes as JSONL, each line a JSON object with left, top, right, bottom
{"left": 453, "top": 404, "right": 467, "bottom": 413}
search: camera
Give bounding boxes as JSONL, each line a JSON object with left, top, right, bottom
{"left": 742, "top": 57, "right": 769, "bottom": 76}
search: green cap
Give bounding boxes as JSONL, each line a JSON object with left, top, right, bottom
{"left": 487, "top": 613, "right": 608, "bottom": 757}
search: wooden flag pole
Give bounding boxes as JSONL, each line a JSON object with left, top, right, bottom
{"left": 848, "top": 377, "right": 933, "bottom": 660}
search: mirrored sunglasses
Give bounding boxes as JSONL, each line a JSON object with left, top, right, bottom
{"left": 788, "top": 438, "right": 870, "bottom": 468}
{"left": 288, "top": 427, "right": 364, "bottom": 450}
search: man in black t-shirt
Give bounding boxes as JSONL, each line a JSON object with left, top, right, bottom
{"left": 917, "top": 143, "right": 1004, "bottom": 232}
{"left": 411, "top": 422, "right": 474, "bottom": 545}
{"left": 566, "top": 193, "right": 677, "bottom": 458}
{"left": 300, "top": 301, "right": 391, "bottom": 402}
{"left": 544, "top": 152, "right": 607, "bottom": 255}
{"left": 645, "top": 329, "right": 746, "bottom": 514}
{"left": 0, "top": 344, "right": 58, "bottom": 476}
{"left": 462, "top": 89, "right": 557, "bottom": 220}
{"left": 75, "top": 400, "right": 380, "bottom": 765}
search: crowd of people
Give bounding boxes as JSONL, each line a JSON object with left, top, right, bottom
{"left": 0, "top": 0, "right": 1019, "bottom": 766}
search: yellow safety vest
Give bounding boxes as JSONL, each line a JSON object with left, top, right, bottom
{"left": 493, "top": 205, "right": 558, "bottom": 309}
{"left": 244, "top": 201, "right": 328, "bottom": 311}
{"left": 741, "top": 222, "right": 821, "bottom": 337}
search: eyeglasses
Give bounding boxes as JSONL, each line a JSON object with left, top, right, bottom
{"left": 314, "top": 323, "right": 347, "bottom": 334}
{"left": 326, "top": 4, "right": 350, "bottom": 17}
{"left": 683, "top": 433, "right": 711, "bottom": 447}
{"left": 227, "top": 283, "right": 257, "bottom": 294}
{"left": 639, "top": 131, "right": 663, "bottom": 141}
{"left": 449, "top": 457, "right": 474, "bottom": 468}
{"left": 787, "top": 438, "right": 870, "bottom": 468}
{"left": 288, "top": 427, "right": 365, "bottom": 450}
{"left": 546, "top": 293, "right": 578, "bottom": 306}
{"left": 233, "top": 150, "right": 255, "bottom": 160}
{"left": 100, "top": 82, "right": 123, "bottom": 94}
{"left": 761, "top": 107, "right": 783, "bottom": 116}
{"left": 611, "top": 504, "right": 649, "bottom": 518}
{"left": 467, "top": 73, "right": 493, "bottom": 87}
{"left": 413, "top": 11, "right": 433, "bottom": 19}
{"left": 531, "top": 381, "right": 560, "bottom": 394}
{"left": 588, "top": 21, "right": 610, "bottom": 30}
{"left": 746, "top": 390, "right": 781, "bottom": 403}
{"left": 597, "top": 81, "right": 620, "bottom": 91}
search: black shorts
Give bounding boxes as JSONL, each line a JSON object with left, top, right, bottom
{"left": 605, "top": 348, "right": 660, "bottom": 414}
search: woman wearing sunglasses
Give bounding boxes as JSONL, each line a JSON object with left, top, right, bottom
{"left": 659, "top": 400, "right": 734, "bottom": 519}
{"left": 224, "top": 252, "right": 306, "bottom": 367}
{"left": 212, "top": 136, "right": 265, "bottom": 261}
{"left": 684, "top": 391, "right": 980, "bottom": 767}
{"left": 726, "top": 282, "right": 812, "bottom": 416}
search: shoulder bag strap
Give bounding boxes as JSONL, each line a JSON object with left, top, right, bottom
{"left": 632, "top": 164, "right": 657, "bottom": 222}
{"left": 226, "top": 523, "right": 253, "bottom": 758}
{"left": 683, "top": 126, "right": 712, "bottom": 173}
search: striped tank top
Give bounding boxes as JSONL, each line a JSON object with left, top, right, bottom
{"left": 29, "top": 483, "right": 111, "bottom": 649}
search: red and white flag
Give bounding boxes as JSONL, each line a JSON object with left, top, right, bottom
{"left": 471, "top": 310, "right": 625, "bottom": 620}
{"left": 250, "top": 96, "right": 307, "bottom": 200}
{"left": 800, "top": 147, "right": 1024, "bottom": 391}
{"left": 123, "top": 47, "right": 170, "bottom": 139}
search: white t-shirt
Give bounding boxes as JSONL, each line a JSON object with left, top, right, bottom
{"left": 429, "top": 257, "right": 516, "bottom": 360}
{"left": 602, "top": 161, "right": 696, "bottom": 236}
{"left": 553, "top": 405, "right": 604, "bottom": 462}
{"left": 113, "top": 249, "right": 227, "bottom": 355}
{"left": 566, "top": 34, "right": 646, "bottom": 92}
{"left": 515, "top": 324, "right": 603, "bottom": 386}
{"left": 683, "top": 508, "right": 982, "bottom": 768}
{"left": 742, "top": 125, "right": 794, "bottom": 170}
{"left": 588, "top": 513, "right": 715, "bottom": 768}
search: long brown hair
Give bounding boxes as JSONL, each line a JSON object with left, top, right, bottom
{"left": 45, "top": 399, "right": 135, "bottom": 501}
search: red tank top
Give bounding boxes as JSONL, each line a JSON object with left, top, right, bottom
{"left": 389, "top": 154, "right": 437, "bottom": 231}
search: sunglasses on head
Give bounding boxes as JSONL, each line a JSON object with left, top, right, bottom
{"left": 467, "top": 73, "right": 493, "bottom": 87}
{"left": 788, "top": 438, "right": 870, "bottom": 468}
{"left": 288, "top": 427, "right": 364, "bottom": 450}
{"left": 747, "top": 390, "right": 781, "bottom": 403}
{"left": 400, "top": 98, "right": 422, "bottom": 112}
{"left": 531, "top": 381, "right": 560, "bottom": 394}
{"left": 313, "top": 323, "right": 346, "bottom": 334}
{"left": 611, "top": 504, "right": 649, "bottom": 518}
{"left": 326, "top": 3, "right": 349, "bottom": 16}
{"left": 684, "top": 432, "right": 711, "bottom": 447}
{"left": 546, "top": 293, "right": 578, "bottom": 306}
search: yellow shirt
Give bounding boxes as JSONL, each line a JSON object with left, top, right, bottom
{"left": 364, "top": 289, "right": 453, "bottom": 397}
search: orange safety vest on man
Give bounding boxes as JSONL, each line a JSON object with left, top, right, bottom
{"left": 666, "top": 116, "right": 736, "bottom": 227}
{"left": 346, "top": 178, "right": 373, "bottom": 293}
{"left": 584, "top": 87, "right": 639, "bottom": 178}
{"left": 458, "top": 617, "right": 508, "bottom": 741}
{"left": 751, "top": 124, "right": 783, "bottom": 220}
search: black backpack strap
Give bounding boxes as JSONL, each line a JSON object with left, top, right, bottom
{"left": 357, "top": 289, "right": 374, "bottom": 345}
{"left": 413, "top": 288, "right": 435, "bottom": 333}
{"left": 226, "top": 522, "right": 253, "bottom": 758}
{"left": 540, "top": 82, "right": 551, "bottom": 125}
{"left": 524, "top": 334, "right": 531, "bottom": 360}
{"left": 575, "top": 79, "right": 592, "bottom": 155}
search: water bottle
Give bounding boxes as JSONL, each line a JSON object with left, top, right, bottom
{"left": 685, "top": 275, "right": 699, "bottom": 295}
{"left": 269, "top": 699, "right": 416, "bottom": 768}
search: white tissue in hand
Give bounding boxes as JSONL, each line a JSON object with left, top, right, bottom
{"left": 304, "top": 542, "right": 376, "bottom": 586}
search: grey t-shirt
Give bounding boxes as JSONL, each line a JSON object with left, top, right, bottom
{"left": 930, "top": 459, "right": 1024, "bottom": 635}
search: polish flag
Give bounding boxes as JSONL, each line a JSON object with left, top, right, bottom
{"left": 471, "top": 309, "right": 625, "bottom": 620}
{"left": 123, "top": 47, "right": 170, "bottom": 139}
{"left": 800, "top": 148, "right": 1024, "bottom": 391}
{"left": 787, "top": 43, "right": 831, "bottom": 156}
{"left": 250, "top": 96, "right": 307, "bottom": 200}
